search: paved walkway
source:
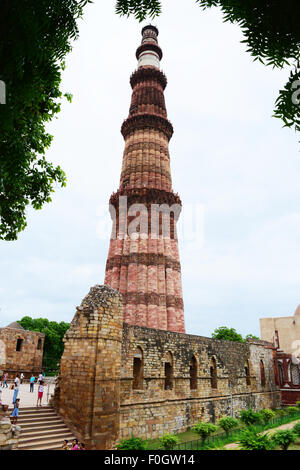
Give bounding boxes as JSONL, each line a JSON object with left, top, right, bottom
{"left": 0, "top": 382, "right": 55, "bottom": 409}
{"left": 225, "top": 419, "right": 300, "bottom": 450}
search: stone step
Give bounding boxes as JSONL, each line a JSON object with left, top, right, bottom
{"left": 18, "top": 434, "right": 76, "bottom": 450}
{"left": 18, "top": 411, "right": 57, "bottom": 420}
{"left": 19, "top": 420, "right": 64, "bottom": 431}
{"left": 17, "top": 415, "right": 60, "bottom": 424}
{"left": 21, "top": 424, "right": 69, "bottom": 437}
{"left": 19, "top": 429, "right": 74, "bottom": 445}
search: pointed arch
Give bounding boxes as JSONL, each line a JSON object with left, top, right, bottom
{"left": 133, "top": 346, "right": 144, "bottom": 390}
{"left": 190, "top": 355, "right": 198, "bottom": 390}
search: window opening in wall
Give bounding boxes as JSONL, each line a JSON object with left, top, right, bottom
{"left": 210, "top": 357, "right": 217, "bottom": 389}
{"left": 16, "top": 338, "right": 23, "bottom": 352}
{"left": 190, "top": 356, "right": 197, "bottom": 390}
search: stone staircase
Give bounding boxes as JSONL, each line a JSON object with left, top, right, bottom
{"left": 16, "top": 406, "right": 76, "bottom": 450}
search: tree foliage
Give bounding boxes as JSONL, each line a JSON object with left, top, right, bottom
{"left": 115, "top": 0, "right": 300, "bottom": 134}
{"left": 192, "top": 422, "right": 218, "bottom": 444}
{"left": 0, "top": 0, "right": 91, "bottom": 240}
{"left": 17, "top": 316, "right": 70, "bottom": 372}
{"left": 239, "top": 409, "right": 262, "bottom": 426}
{"left": 272, "top": 429, "right": 297, "bottom": 450}
{"left": 238, "top": 429, "right": 274, "bottom": 450}
{"left": 218, "top": 416, "right": 239, "bottom": 435}
{"left": 159, "top": 433, "right": 179, "bottom": 450}
{"left": 116, "top": 435, "right": 149, "bottom": 450}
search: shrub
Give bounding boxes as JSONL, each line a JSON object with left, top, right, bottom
{"left": 292, "top": 422, "right": 300, "bottom": 436}
{"left": 192, "top": 422, "right": 218, "bottom": 444}
{"left": 277, "top": 409, "right": 287, "bottom": 417}
{"left": 159, "top": 433, "right": 179, "bottom": 450}
{"left": 116, "top": 435, "right": 148, "bottom": 450}
{"left": 238, "top": 429, "right": 274, "bottom": 450}
{"left": 259, "top": 409, "right": 276, "bottom": 424}
{"left": 286, "top": 406, "right": 299, "bottom": 415}
{"left": 218, "top": 416, "right": 239, "bottom": 435}
{"left": 296, "top": 401, "right": 300, "bottom": 408}
{"left": 272, "top": 430, "right": 297, "bottom": 450}
{"left": 239, "top": 409, "right": 262, "bottom": 426}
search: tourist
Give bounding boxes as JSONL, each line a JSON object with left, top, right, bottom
{"left": 3, "top": 372, "right": 8, "bottom": 388}
{"left": 20, "top": 372, "right": 24, "bottom": 384}
{"left": 38, "top": 372, "right": 43, "bottom": 385}
{"left": 36, "top": 380, "right": 44, "bottom": 407}
{"left": 71, "top": 439, "right": 79, "bottom": 450}
{"left": 29, "top": 374, "right": 35, "bottom": 393}
{"left": 80, "top": 443, "right": 86, "bottom": 450}
{"left": 61, "top": 439, "right": 69, "bottom": 450}
{"left": 10, "top": 398, "right": 20, "bottom": 425}
{"left": 12, "top": 374, "right": 20, "bottom": 404}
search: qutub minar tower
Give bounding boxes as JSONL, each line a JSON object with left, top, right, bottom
{"left": 104, "top": 25, "right": 185, "bottom": 333}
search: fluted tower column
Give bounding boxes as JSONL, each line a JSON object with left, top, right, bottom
{"left": 104, "top": 26, "right": 185, "bottom": 333}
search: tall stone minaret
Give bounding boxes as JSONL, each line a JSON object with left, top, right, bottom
{"left": 104, "top": 25, "right": 185, "bottom": 333}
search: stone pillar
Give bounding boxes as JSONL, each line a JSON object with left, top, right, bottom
{"left": 53, "top": 285, "right": 123, "bottom": 450}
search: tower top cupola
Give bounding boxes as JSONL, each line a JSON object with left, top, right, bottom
{"left": 136, "top": 24, "right": 162, "bottom": 69}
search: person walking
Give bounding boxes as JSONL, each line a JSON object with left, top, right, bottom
{"left": 38, "top": 372, "right": 43, "bottom": 385}
{"left": 12, "top": 374, "right": 20, "bottom": 404}
{"left": 29, "top": 374, "right": 35, "bottom": 393}
{"left": 3, "top": 372, "right": 8, "bottom": 388}
{"left": 20, "top": 372, "right": 24, "bottom": 384}
{"left": 10, "top": 398, "right": 20, "bottom": 425}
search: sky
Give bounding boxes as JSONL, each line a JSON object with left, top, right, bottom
{"left": 0, "top": 0, "right": 299, "bottom": 338}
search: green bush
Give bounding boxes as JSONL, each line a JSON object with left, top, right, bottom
{"left": 296, "top": 401, "right": 300, "bottom": 408}
{"left": 292, "top": 422, "right": 300, "bottom": 436}
{"left": 238, "top": 429, "right": 274, "bottom": 450}
{"left": 218, "top": 416, "right": 239, "bottom": 435}
{"left": 192, "top": 422, "right": 218, "bottom": 444}
{"left": 116, "top": 435, "right": 148, "bottom": 450}
{"left": 259, "top": 409, "right": 276, "bottom": 424}
{"left": 272, "top": 430, "right": 297, "bottom": 450}
{"left": 239, "top": 409, "right": 262, "bottom": 426}
{"left": 159, "top": 434, "right": 179, "bottom": 450}
{"left": 286, "top": 406, "right": 299, "bottom": 415}
{"left": 277, "top": 409, "right": 287, "bottom": 417}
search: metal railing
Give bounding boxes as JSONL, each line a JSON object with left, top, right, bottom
{"left": 171, "top": 411, "right": 300, "bottom": 450}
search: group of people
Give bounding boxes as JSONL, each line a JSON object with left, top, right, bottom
{"left": 0, "top": 371, "right": 47, "bottom": 424}
{"left": 61, "top": 439, "right": 86, "bottom": 450}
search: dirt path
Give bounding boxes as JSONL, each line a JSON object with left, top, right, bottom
{"left": 224, "top": 419, "right": 300, "bottom": 450}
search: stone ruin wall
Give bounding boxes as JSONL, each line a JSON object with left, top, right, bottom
{"left": 53, "top": 285, "right": 281, "bottom": 449}
{"left": 119, "top": 325, "right": 280, "bottom": 440}
{"left": 0, "top": 328, "right": 44, "bottom": 379}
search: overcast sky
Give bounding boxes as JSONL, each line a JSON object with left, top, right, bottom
{"left": 1, "top": 0, "right": 299, "bottom": 338}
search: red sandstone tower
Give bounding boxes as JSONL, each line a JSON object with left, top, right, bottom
{"left": 104, "top": 26, "right": 185, "bottom": 333}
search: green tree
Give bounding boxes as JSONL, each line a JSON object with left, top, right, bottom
{"left": 192, "top": 422, "right": 218, "bottom": 445}
{"left": 272, "top": 429, "right": 297, "bottom": 450}
{"left": 17, "top": 316, "right": 70, "bottom": 372}
{"left": 211, "top": 327, "right": 243, "bottom": 342}
{"left": 238, "top": 429, "right": 274, "bottom": 451}
{"left": 218, "top": 416, "right": 239, "bottom": 436}
{"left": 116, "top": 435, "right": 148, "bottom": 450}
{"left": 0, "top": 0, "right": 91, "bottom": 240}
{"left": 159, "top": 433, "right": 179, "bottom": 450}
{"left": 116, "top": 0, "right": 300, "bottom": 135}
{"left": 292, "top": 422, "right": 300, "bottom": 436}
{"left": 259, "top": 409, "right": 276, "bottom": 425}
{"left": 239, "top": 409, "right": 262, "bottom": 427}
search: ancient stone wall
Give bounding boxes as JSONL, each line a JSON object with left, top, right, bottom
{"left": 54, "top": 288, "right": 280, "bottom": 448}
{"left": 0, "top": 327, "right": 44, "bottom": 379}
{"left": 53, "top": 285, "right": 123, "bottom": 450}
{"left": 119, "top": 325, "right": 281, "bottom": 440}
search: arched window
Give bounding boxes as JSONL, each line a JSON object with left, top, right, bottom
{"left": 190, "top": 356, "right": 197, "bottom": 390}
{"left": 291, "top": 364, "right": 300, "bottom": 385}
{"left": 37, "top": 338, "right": 42, "bottom": 350}
{"left": 133, "top": 346, "right": 143, "bottom": 390}
{"left": 164, "top": 352, "right": 173, "bottom": 390}
{"left": 260, "top": 360, "right": 266, "bottom": 387}
{"left": 245, "top": 360, "right": 251, "bottom": 386}
{"left": 210, "top": 357, "right": 217, "bottom": 389}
